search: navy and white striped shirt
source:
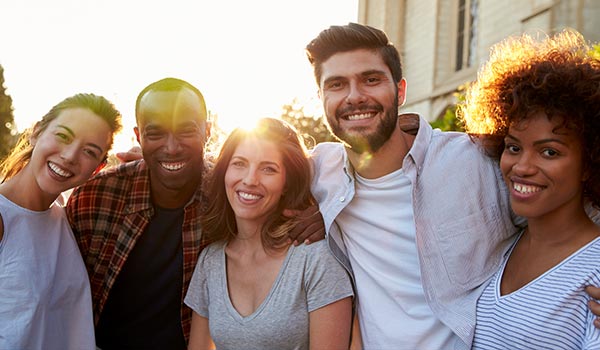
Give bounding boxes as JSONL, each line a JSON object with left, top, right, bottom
{"left": 473, "top": 235, "right": 600, "bottom": 349}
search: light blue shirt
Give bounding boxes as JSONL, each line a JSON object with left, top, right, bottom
{"left": 310, "top": 114, "right": 520, "bottom": 349}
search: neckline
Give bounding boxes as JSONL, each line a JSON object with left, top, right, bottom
{"left": 220, "top": 242, "right": 295, "bottom": 322}
{"left": 497, "top": 233, "right": 600, "bottom": 299}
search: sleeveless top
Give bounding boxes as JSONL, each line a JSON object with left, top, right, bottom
{"left": 0, "top": 194, "right": 95, "bottom": 350}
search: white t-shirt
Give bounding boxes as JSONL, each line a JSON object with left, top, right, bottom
{"left": 336, "top": 168, "right": 456, "bottom": 349}
{"left": 0, "top": 194, "right": 95, "bottom": 350}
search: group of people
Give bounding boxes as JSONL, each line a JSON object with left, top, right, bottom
{"left": 0, "top": 21, "right": 599, "bottom": 350}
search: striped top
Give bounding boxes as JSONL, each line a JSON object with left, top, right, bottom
{"left": 473, "top": 235, "right": 600, "bottom": 350}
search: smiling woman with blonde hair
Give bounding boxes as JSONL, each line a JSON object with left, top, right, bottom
{"left": 0, "top": 93, "right": 121, "bottom": 350}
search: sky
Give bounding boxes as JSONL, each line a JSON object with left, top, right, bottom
{"left": 1, "top": 0, "right": 358, "bottom": 151}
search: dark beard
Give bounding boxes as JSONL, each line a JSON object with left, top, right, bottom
{"left": 327, "top": 104, "right": 398, "bottom": 154}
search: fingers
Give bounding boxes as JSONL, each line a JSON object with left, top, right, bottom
{"left": 285, "top": 205, "right": 325, "bottom": 245}
{"left": 586, "top": 286, "right": 600, "bottom": 299}
{"left": 116, "top": 146, "right": 143, "bottom": 163}
{"left": 291, "top": 221, "right": 326, "bottom": 246}
{"left": 586, "top": 286, "right": 600, "bottom": 329}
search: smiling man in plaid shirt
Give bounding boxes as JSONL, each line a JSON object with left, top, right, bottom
{"left": 66, "top": 77, "right": 210, "bottom": 350}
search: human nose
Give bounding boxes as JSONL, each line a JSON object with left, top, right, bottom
{"left": 242, "top": 167, "right": 258, "bottom": 186}
{"left": 345, "top": 81, "right": 367, "bottom": 105}
{"left": 164, "top": 134, "right": 182, "bottom": 154}
{"left": 60, "top": 144, "right": 78, "bottom": 164}
{"left": 511, "top": 152, "right": 537, "bottom": 176}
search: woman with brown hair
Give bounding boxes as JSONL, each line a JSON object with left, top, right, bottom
{"left": 185, "top": 118, "right": 353, "bottom": 350}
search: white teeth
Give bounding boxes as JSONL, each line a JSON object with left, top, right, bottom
{"left": 160, "top": 162, "right": 185, "bottom": 171}
{"left": 48, "top": 162, "right": 73, "bottom": 178}
{"left": 513, "top": 183, "right": 542, "bottom": 194}
{"left": 238, "top": 191, "right": 261, "bottom": 200}
{"left": 347, "top": 113, "right": 372, "bottom": 121}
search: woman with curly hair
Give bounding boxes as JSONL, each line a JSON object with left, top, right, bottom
{"left": 460, "top": 29, "right": 600, "bottom": 349}
{"left": 184, "top": 118, "right": 353, "bottom": 350}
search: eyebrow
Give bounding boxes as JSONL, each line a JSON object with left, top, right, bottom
{"left": 57, "top": 124, "right": 105, "bottom": 154}
{"left": 322, "top": 69, "right": 388, "bottom": 86}
{"left": 505, "top": 134, "right": 569, "bottom": 146}
{"left": 231, "top": 156, "right": 281, "bottom": 168}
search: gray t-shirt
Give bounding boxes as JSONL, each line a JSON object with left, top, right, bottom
{"left": 184, "top": 239, "right": 353, "bottom": 350}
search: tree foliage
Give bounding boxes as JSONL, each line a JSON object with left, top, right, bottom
{"left": 279, "top": 98, "right": 335, "bottom": 149}
{"left": 430, "top": 84, "right": 467, "bottom": 132}
{"left": 0, "top": 65, "right": 18, "bottom": 160}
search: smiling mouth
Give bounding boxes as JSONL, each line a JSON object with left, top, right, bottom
{"left": 48, "top": 161, "right": 73, "bottom": 178}
{"left": 237, "top": 191, "right": 262, "bottom": 201}
{"left": 160, "top": 161, "right": 186, "bottom": 171}
{"left": 344, "top": 112, "right": 376, "bottom": 121}
{"left": 513, "top": 182, "right": 544, "bottom": 194}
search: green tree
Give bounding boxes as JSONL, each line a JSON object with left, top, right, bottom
{"left": 430, "top": 84, "right": 468, "bottom": 132}
{"left": 280, "top": 98, "right": 335, "bottom": 149}
{"left": 0, "top": 65, "right": 18, "bottom": 159}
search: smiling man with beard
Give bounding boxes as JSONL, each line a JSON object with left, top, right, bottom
{"left": 66, "top": 77, "right": 210, "bottom": 350}
{"left": 305, "top": 23, "right": 600, "bottom": 349}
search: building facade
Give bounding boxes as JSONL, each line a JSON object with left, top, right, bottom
{"left": 358, "top": 0, "right": 600, "bottom": 122}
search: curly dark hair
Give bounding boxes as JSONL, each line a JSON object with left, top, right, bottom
{"left": 459, "top": 28, "right": 600, "bottom": 207}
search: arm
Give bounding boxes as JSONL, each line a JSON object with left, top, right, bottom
{"left": 349, "top": 311, "right": 363, "bottom": 350}
{"left": 309, "top": 297, "right": 352, "bottom": 350}
{"left": 187, "top": 312, "right": 214, "bottom": 350}
{"left": 284, "top": 204, "right": 325, "bottom": 245}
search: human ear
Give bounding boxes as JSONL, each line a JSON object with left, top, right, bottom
{"left": 134, "top": 126, "right": 141, "bottom": 144}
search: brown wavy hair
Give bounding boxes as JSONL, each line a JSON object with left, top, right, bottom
{"left": 0, "top": 93, "right": 122, "bottom": 182}
{"left": 459, "top": 29, "right": 600, "bottom": 207}
{"left": 201, "top": 118, "right": 315, "bottom": 252}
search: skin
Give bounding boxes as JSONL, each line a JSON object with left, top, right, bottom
{"left": 318, "top": 48, "right": 414, "bottom": 179}
{"left": 134, "top": 88, "right": 208, "bottom": 209}
{"left": 0, "top": 108, "right": 112, "bottom": 240}
{"left": 225, "top": 137, "right": 286, "bottom": 234}
{"left": 188, "top": 137, "right": 352, "bottom": 350}
{"left": 499, "top": 113, "right": 600, "bottom": 295}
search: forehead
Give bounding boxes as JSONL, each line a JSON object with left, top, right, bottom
{"left": 49, "top": 107, "right": 112, "bottom": 149}
{"left": 320, "top": 49, "right": 390, "bottom": 84}
{"left": 137, "top": 88, "right": 206, "bottom": 127}
{"left": 233, "top": 137, "right": 283, "bottom": 161}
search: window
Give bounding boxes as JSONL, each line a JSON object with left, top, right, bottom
{"left": 455, "top": 0, "right": 478, "bottom": 71}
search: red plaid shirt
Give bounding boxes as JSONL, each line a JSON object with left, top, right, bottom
{"left": 66, "top": 159, "right": 208, "bottom": 342}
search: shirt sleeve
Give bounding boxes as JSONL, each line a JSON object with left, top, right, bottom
{"left": 184, "top": 245, "right": 211, "bottom": 318}
{"left": 303, "top": 241, "right": 354, "bottom": 312}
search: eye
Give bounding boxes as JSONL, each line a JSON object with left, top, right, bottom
{"left": 229, "top": 160, "right": 245, "bottom": 168}
{"left": 365, "top": 76, "right": 381, "bottom": 85}
{"left": 504, "top": 143, "right": 520, "bottom": 154}
{"left": 83, "top": 148, "right": 100, "bottom": 159}
{"left": 55, "top": 132, "right": 71, "bottom": 142}
{"left": 325, "top": 80, "right": 344, "bottom": 91}
{"left": 144, "top": 130, "right": 166, "bottom": 141}
{"left": 541, "top": 148, "right": 559, "bottom": 157}
{"left": 177, "top": 126, "right": 200, "bottom": 138}
{"left": 262, "top": 166, "right": 278, "bottom": 174}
